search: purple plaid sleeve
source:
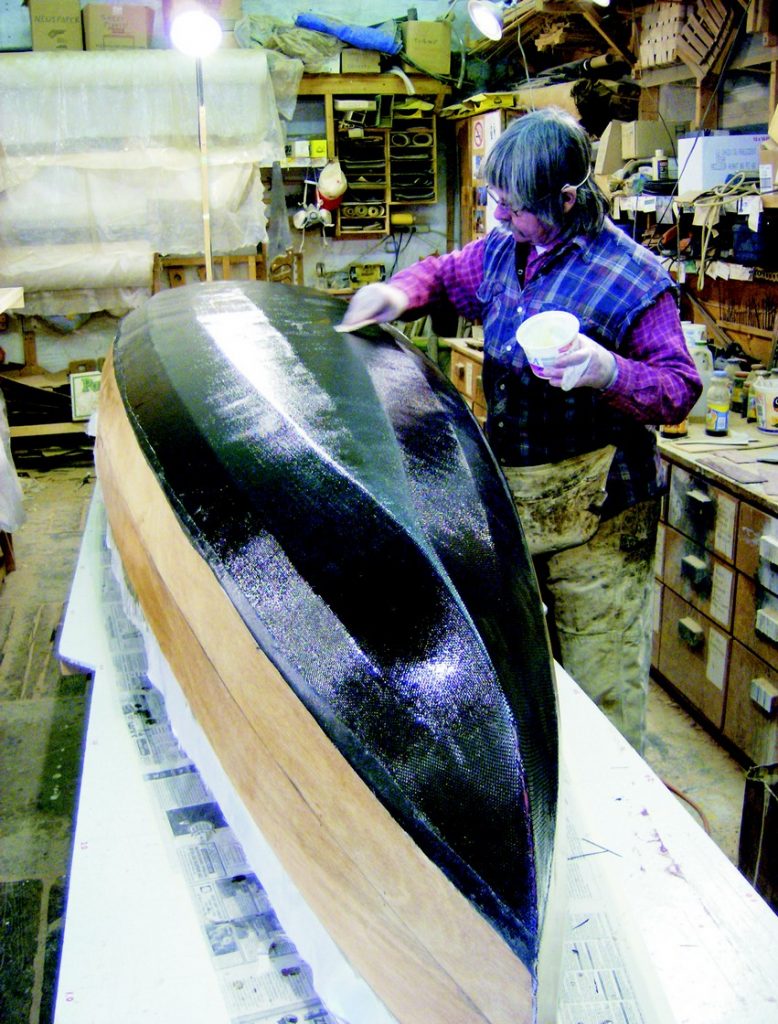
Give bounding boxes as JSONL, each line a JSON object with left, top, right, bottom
{"left": 389, "top": 239, "right": 487, "bottom": 322}
{"left": 604, "top": 291, "right": 703, "bottom": 424}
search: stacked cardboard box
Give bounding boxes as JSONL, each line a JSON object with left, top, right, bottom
{"left": 83, "top": 4, "right": 154, "bottom": 49}
{"left": 401, "top": 20, "right": 451, "bottom": 76}
{"left": 29, "top": 0, "right": 83, "bottom": 51}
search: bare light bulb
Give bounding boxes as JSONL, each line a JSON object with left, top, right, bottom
{"left": 467, "top": 0, "right": 505, "bottom": 40}
{"left": 170, "top": 10, "right": 223, "bottom": 57}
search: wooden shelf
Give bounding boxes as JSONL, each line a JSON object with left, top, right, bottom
{"left": 299, "top": 74, "right": 449, "bottom": 109}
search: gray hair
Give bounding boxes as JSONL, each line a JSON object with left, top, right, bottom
{"left": 482, "top": 107, "right": 608, "bottom": 239}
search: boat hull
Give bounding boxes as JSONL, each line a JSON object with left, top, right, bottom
{"left": 96, "top": 281, "right": 558, "bottom": 1023}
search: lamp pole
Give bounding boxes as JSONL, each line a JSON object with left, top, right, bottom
{"left": 170, "top": 11, "right": 222, "bottom": 283}
{"left": 195, "top": 55, "right": 213, "bottom": 282}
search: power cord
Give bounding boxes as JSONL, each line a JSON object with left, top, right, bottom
{"left": 691, "top": 172, "right": 762, "bottom": 289}
{"left": 661, "top": 777, "right": 713, "bottom": 835}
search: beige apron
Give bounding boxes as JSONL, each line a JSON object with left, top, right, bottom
{"left": 502, "top": 445, "right": 617, "bottom": 556}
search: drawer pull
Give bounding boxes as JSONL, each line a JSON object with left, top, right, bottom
{"left": 759, "top": 534, "right": 778, "bottom": 568}
{"left": 750, "top": 677, "right": 778, "bottom": 716}
{"left": 678, "top": 616, "right": 704, "bottom": 649}
{"left": 680, "top": 553, "right": 710, "bottom": 587}
{"left": 755, "top": 606, "right": 778, "bottom": 644}
{"left": 686, "top": 488, "right": 713, "bottom": 516}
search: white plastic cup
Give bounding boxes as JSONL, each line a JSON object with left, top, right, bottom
{"left": 515, "top": 311, "right": 580, "bottom": 376}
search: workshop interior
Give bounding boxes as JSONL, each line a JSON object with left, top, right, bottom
{"left": 1, "top": 1, "right": 778, "bottom": 1023}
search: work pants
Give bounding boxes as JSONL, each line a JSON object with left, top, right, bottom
{"left": 531, "top": 500, "right": 660, "bottom": 755}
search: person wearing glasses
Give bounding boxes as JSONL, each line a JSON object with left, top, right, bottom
{"left": 339, "top": 106, "right": 701, "bottom": 754}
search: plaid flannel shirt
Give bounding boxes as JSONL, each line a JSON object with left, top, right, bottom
{"left": 390, "top": 222, "right": 702, "bottom": 516}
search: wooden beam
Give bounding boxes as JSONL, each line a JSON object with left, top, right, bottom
{"left": 694, "top": 76, "right": 720, "bottom": 130}
{"left": 299, "top": 74, "right": 449, "bottom": 99}
{"left": 573, "top": 1, "right": 636, "bottom": 65}
{"left": 638, "top": 84, "right": 661, "bottom": 121}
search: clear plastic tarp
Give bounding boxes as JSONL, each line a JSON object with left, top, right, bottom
{"left": 0, "top": 50, "right": 291, "bottom": 309}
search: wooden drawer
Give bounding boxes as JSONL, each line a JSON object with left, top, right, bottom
{"left": 449, "top": 349, "right": 482, "bottom": 405}
{"left": 735, "top": 502, "right": 778, "bottom": 595}
{"left": 733, "top": 573, "right": 778, "bottom": 672}
{"left": 724, "top": 640, "right": 778, "bottom": 765}
{"left": 662, "top": 525, "right": 736, "bottom": 630}
{"left": 667, "top": 465, "right": 738, "bottom": 563}
{"left": 658, "top": 587, "right": 729, "bottom": 729}
{"left": 736, "top": 503, "right": 778, "bottom": 576}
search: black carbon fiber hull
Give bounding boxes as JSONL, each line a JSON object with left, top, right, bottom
{"left": 110, "top": 280, "right": 558, "bottom": 975}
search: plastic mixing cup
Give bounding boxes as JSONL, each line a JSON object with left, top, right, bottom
{"left": 515, "top": 311, "right": 580, "bottom": 376}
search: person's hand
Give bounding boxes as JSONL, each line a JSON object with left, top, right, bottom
{"left": 545, "top": 333, "right": 618, "bottom": 392}
{"left": 338, "top": 284, "right": 409, "bottom": 328}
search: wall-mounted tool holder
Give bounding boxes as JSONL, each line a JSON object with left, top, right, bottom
{"left": 333, "top": 95, "right": 438, "bottom": 239}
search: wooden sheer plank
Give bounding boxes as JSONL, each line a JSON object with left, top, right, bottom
{"left": 95, "top": 351, "right": 535, "bottom": 1024}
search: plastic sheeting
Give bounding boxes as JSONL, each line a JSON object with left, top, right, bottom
{"left": 0, "top": 51, "right": 289, "bottom": 306}
{"left": 0, "top": 393, "right": 25, "bottom": 533}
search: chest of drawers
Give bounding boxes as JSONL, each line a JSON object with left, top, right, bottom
{"left": 655, "top": 426, "right": 778, "bottom": 765}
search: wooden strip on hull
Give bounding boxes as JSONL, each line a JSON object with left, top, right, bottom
{"left": 97, "top": 350, "right": 536, "bottom": 1023}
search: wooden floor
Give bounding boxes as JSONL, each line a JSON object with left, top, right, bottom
{"left": 0, "top": 461, "right": 751, "bottom": 1022}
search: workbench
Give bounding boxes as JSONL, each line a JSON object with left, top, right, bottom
{"left": 54, "top": 487, "right": 778, "bottom": 1024}
{"left": 655, "top": 419, "right": 778, "bottom": 766}
{"left": 440, "top": 345, "right": 778, "bottom": 770}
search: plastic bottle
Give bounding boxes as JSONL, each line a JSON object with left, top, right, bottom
{"left": 705, "top": 370, "right": 731, "bottom": 436}
{"left": 754, "top": 370, "right": 778, "bottom": 433}
{"left": 652, "top": 149, "right": 669, "bottom": 181}
{"left": 747, "top": 366, "right": 766, "bottom": 422}
{"left": 687, "top": 341, "right": 713, "bottom": 422}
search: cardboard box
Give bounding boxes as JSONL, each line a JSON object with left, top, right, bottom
{"left": 759, "top": 140, "right": 778, "bottom": 209}
{"left": 29, "top": 0, "right": 83, "bottom": 51}
{"left": 341, "top": 48, "right": 381, "bottom": 74}
{"left": 621, "top": 119, "right": 674, "bottom": 159}
{"left": 401, "top": 20, "right": 451, "bottom": 76}
{"left": 83, "top": 4, "right": 154, "bottom": 48}
{"left": 678, "top": 132, "right": 769, "bottom": 196}
{"left": 70, "top": 371, "right": 102, "bottom": 422}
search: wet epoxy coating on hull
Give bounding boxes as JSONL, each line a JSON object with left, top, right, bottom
{"left": 110, "top": 280, "right": 558, "bottom": 979}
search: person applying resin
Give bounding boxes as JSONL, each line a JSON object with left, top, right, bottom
{"left": 340, "top": 106, "right": 702, "bottom": 753}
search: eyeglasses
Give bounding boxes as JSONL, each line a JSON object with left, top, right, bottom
{"left": 487, "top": 189, "right": 525, "bottom": 215}
{"left": 487, "top": 171, "right": 591, "bottom": 216}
